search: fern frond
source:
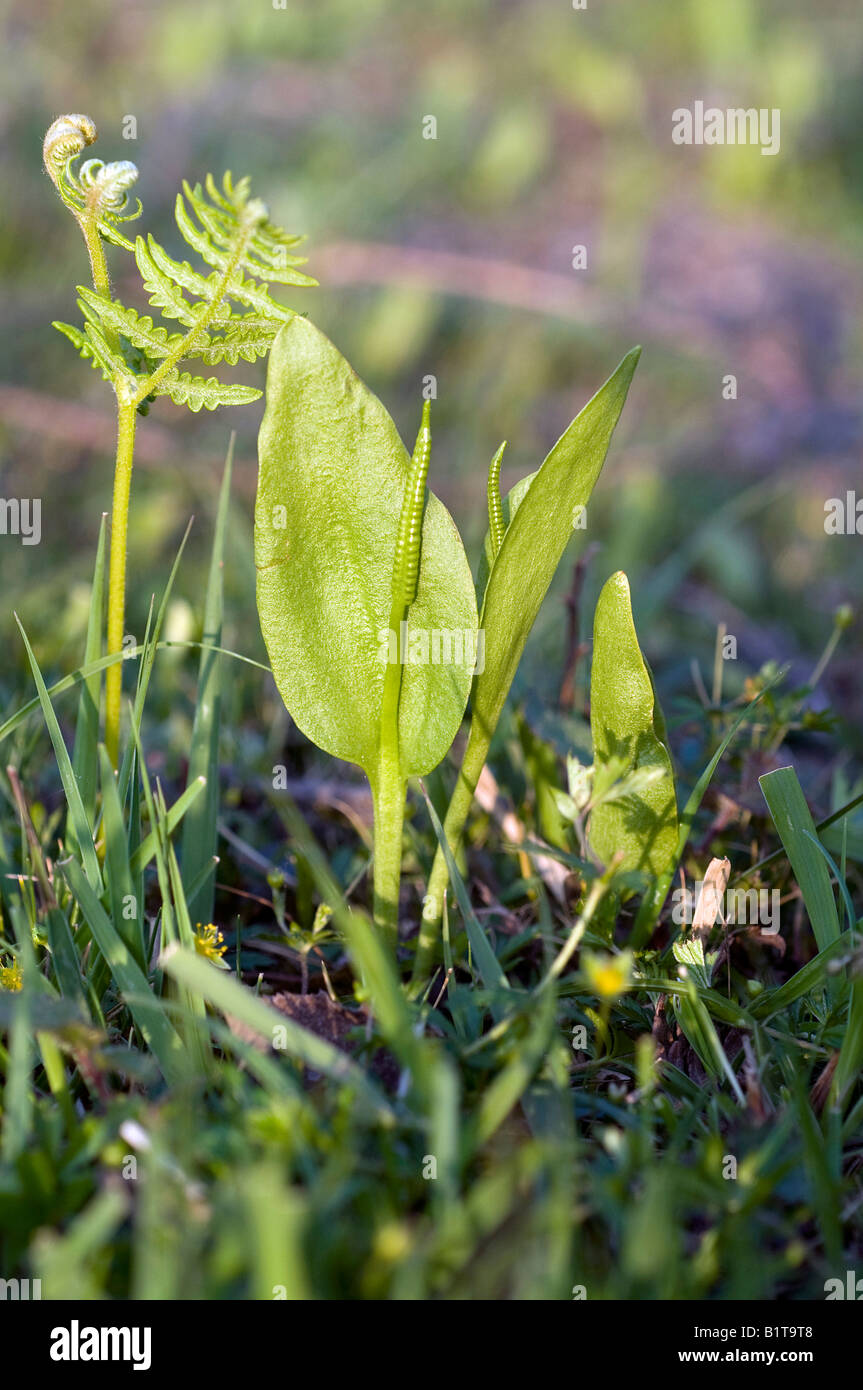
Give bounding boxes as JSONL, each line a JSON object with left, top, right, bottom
{"left": 155, "top": 371, "right": 262, "bottom": 413}
{"left": 133, "top": 242, "right": 284, "bottom": 363}
{"left": 196, "top": 318, "right": 280, "bottom": 366}
{"left": 177, "top": 175, "right": 317, "bottom": 289}
{"left": 53, "top": 320, "right": 113, "bottom": 385}
{"left": 53, "top": 319, "right": 138, "bottom": 391}
{"left": 54, "top": 152, "right": 313, "bottom": 413}
{"left": 135, "top": 237, "right": 202, "bottom": 327}
{"left": 78, "top": 286, "right": 190, "bottom": 360}
{"left": 138, "top": 230, "right": 299, "bottom": 327}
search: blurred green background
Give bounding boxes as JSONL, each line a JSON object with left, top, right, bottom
{"left": 1, "top": 0, "right": 861, "bottom": 768}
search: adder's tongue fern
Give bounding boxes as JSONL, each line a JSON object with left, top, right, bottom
{"left": 44, "top": 115, "right": 315, "bottom": 766}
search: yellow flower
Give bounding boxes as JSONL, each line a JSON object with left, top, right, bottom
{"left": 193, "top": 923, "right": 226, "bottom": 963}
{"left": 583, "top": 949, "right": 632, "bottom": 1002}
{"left": 0, "top": 960, "right": 23, "bottom": 991}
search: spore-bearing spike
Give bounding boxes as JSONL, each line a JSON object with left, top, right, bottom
{"left": 487, "top": 440, "right": 508, "bottom": 559}
{"left": 391, "top": 399, "right": 432, "bottom": 611}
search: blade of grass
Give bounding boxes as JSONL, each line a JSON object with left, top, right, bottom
{"left": 44, "top": 906, "right": 88, "bottom": 1015}
{"left": 160, "top": 945, "right": 394, "bottom": 1124}
{"left": 128, "top": 712, "right": 178, "bottom": 956}
{"left": 242, "top": 1162, "right": 311, "bottom": 1301}
{"left": 32, "top": 1188, "right": 128, "bottom": 1301}
{"left": 803, "top": 829, "right": 856, "bottom": 933}
{"left": 117, "top": 517, "right": 194, "bottom": 804}
{"left": 747, "top": 933, "right": 854, "bottom": 1020}
{"left": 0, "top": 641, "right": 269, "bottom": 749}
{"left": 472, "top": 986, "right": 557, "bottom": 1148}
{"left": 70, "top": 513, "right": 107, "bottom": 847}
{"left": 731, "top": 788, "right": 863, "bottom": 884}
{"left": 99, "top": 746, "right": 146, "bottom": 971}
{"left": 0, "top": 900, "right": 37, "bottom": 1162}
{"left": 61, "top": 858, "right": 186, "bottom": 1085}
{"left": 181, "top": 437, "right": 233, "bottom": 924}
{"left": 420, "top": 782, "right": 510, "bottom": 1017}
{"left": 760, "top": 767, "right": 841, "bottom": 953}
{"left": 163, "top": 791, "right": 212, "bottom": 1071}
{"left": 791, "top": 1077, "right": 842, "bottom": 1263}
{"left": 14, "top": 615, "right": 102, "bottom": 894}
{"left": 835, "top": 974, "right": 863, "bottom": 1106}
{"left": 127, "top": 776, "right": 207, "bottom": 879}
{"left": 278, "top": 796, "right": 430, "bottom": 1088}
{"left": 674, "top": 977, "right": 745, "bottom": 1104}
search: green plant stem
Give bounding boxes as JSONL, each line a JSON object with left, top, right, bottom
{"left": 105, "top": 399, "right": 137, "bottom": 767}
{"left": 372, "top": 771, "right": 405, "bottom": 954}
{"left": 80, "top": 214, "right": 111, "bottom": 298}
{"left": 411, "top": 717, "right": 490, "bottom": 985}
{"left": 78, "top": 211, "right": 123, "bottom": 363}
{"left": 373, "top": 611, "right": 408, "bottom": 952}
{"left": 76, "top": 206, "right": 129, "bottom": 766}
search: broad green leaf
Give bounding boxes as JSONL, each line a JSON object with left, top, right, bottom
{"left": 472, "top": 348, "right": 640, "bottom": 751}
{"left": 588, "top": 571, "right": 678, "bottom": 879}
{"left": 255, "top": 315, "right": 477, "bottom": 783}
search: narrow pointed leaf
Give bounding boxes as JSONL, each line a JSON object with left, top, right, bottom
{"left": 472, "top": 348, "right": 640, "bottom": 748}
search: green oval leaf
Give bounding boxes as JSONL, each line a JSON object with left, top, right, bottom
{"left": 255, "top": 316, "right": 477, "bottom": 783}
{"left": 588, "top": 570, "right": 678, "bottom": 880}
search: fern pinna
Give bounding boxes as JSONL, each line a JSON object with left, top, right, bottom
{"left": 44, "top": 114, "right": 315, "bottom": 762}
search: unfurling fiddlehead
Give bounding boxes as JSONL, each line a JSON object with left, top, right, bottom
{"left": 43, "top": 114, "right": 141, "bottom": 292}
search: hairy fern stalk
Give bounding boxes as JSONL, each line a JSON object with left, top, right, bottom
{"left": 44, "top": 115, "right": 315, "bottom": 764}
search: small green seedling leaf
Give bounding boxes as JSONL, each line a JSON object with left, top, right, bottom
{"left": 588, "top": 571, "right": 678, "bottom": 880}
